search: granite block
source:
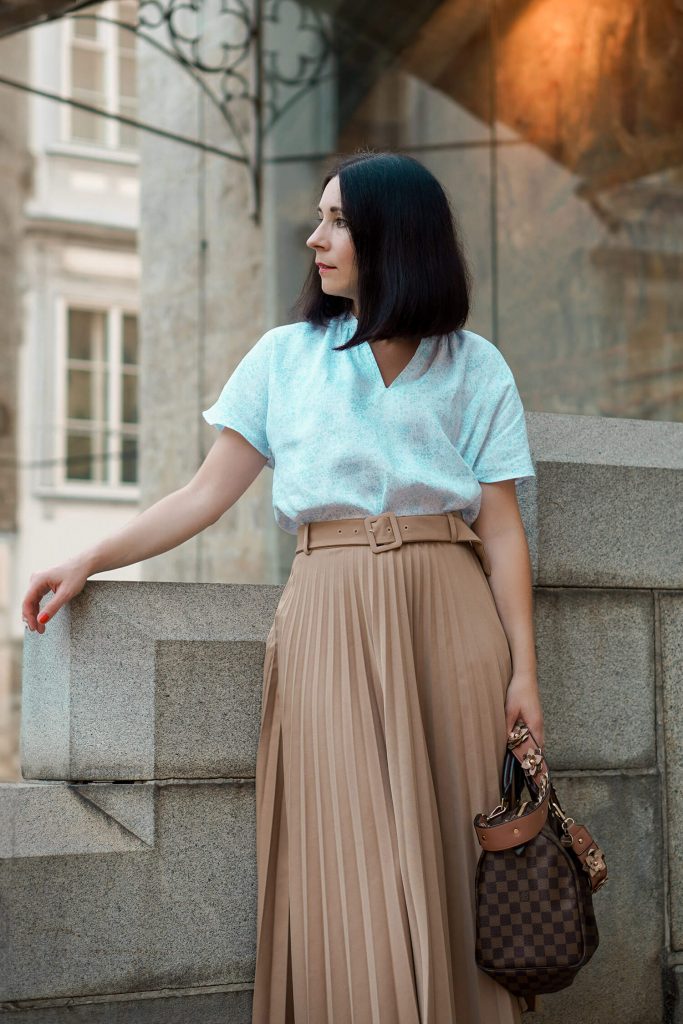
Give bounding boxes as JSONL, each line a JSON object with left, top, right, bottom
{"left": 527, "top": 773, "right": 662, "bottom": 1024}
{"left": 21, "top": 581, "right": 282, "bottom": 782}
{"left": 534, "top": 588, "right": 655, "bottom": 770}
{"left": 1, "top": 780, "right": 256, "bottom": 1001}
{"left": 660, "top": 592, "right": 683, "bottom": 950}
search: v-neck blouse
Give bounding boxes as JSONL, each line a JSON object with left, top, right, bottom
{"left": 202, "top": 313, "right": 536, "bottom": 534}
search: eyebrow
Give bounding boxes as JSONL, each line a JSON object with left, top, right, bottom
{"left": 316, "top": 205, "right": 344, "bottom": 214}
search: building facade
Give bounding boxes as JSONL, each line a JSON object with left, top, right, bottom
{"left": 0, "top": 1, "right": 143, "bottom": 780}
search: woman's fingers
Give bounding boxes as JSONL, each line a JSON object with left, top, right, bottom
{"left": 22, "top": 572, "right": 74, "bottom": 633}
{"left": 529, "top": 713, "right": 545, "bottom": 750}
{"left": 505, "top": 702, "right": 544, "bottom": 752}
{"left": 505, "top": 706, "right": 517, "bottom": 734}
{"left": 35, "top": 589, "right": 62, "bottom": 630}
{"left": 22, "top": 562, "right": 91, "bottom": 635}
{"left": 22, "top": 575, "right": 55, "bottom": 632}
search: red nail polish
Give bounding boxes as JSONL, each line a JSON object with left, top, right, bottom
{"left": 38, "top": 613, "right": 48, "bottom": 624}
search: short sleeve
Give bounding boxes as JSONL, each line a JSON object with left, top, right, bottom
{"left": 201, "top": 329, "right": 275, "bottom": 469}
{"left": 464, "top": 352, "right": 536, "bottom": 484}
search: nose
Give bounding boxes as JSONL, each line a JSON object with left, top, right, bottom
{"left": 306, "top": 222, "right": 328, "bottom": 251}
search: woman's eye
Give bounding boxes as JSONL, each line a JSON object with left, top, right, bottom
{"left": 313, "top": 216, "right": 346, "bottom": 228}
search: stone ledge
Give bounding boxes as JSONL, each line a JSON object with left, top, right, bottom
{"left": 534, "top": 587, "right": 656, "bottom": 770}
{"left": 0, "top": 987, "right": 252, "bottom": 1023}
{"left": 0, "top": 781, "right": 154, "bottom": 858}
{"left": 21, "top": 581, "right": 282, "bottom": 782}
{"left": 524, "top": 412, "right": 683, "bottom": 587}
{"left": 2, "top": 781, "right": 256, "bottom": 1002}
{"left": 525, "top": 411, "right": 683, "bottom": 469}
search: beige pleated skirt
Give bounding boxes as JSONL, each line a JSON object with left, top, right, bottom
{"left": 252, "top": 519, "right": 524, "bottom": 1024}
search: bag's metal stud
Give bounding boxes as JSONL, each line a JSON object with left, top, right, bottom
{"left": 507, "top": 724, "right": 530, "bottom": 748}
{"left": 521, "top": 746, "right": 543, "bottom": 775}
{"left": 585, "top": 847, "right": 606, "bottom": 875}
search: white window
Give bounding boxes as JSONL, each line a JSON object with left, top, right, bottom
{"left": 65, "top": 0, "right": 138, "bottom": 151}
{"left": 57, "top": 303, "right": 139, "bottom": 488}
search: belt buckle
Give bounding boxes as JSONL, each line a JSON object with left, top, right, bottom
{"left": 363, "top": 511, "right": 403, "bottom": 552}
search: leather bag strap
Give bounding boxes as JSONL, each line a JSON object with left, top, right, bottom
{"left": 473, "top": 722, "right": 551, "bottom": 849}
{"left": 473, "top": 790, "right": 550, "bottom": 850}
{"left": 473, "top": 722, "right": 608, "bottom": 892}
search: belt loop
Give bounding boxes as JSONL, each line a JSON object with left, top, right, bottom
{"left": 302, "top": 522, "right": 311, "bottom": 555}
{"left": 446, "top": 512, "right": 459, "bottom": 543}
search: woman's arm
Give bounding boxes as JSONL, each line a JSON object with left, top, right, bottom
{"left": 471, "top": 480, "right": 545, "bottom": 749}
{"left": 22, "top": 427, "right": 268, "bottom": 634}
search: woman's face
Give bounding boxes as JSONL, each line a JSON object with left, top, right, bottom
{"left": 306, "top": 175, "right": 358, "bottom": 314}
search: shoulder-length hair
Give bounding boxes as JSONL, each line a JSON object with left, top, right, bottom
{"left": 290, "top": 150, "right": 472, "bottom": 352}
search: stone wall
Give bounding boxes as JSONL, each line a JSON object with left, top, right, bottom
{"left": 2, "top": 410, "right": 682, "bottom": 1022}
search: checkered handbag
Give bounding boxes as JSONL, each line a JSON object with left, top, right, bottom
{"left": 473, "top": 722, "right": 607, "bottom": 1014}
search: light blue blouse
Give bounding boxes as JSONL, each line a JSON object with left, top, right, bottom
{"left": 202, "top": 313, "right": 536, "bottom": 534}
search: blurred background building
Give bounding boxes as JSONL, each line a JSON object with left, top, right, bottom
{"left": 0, "top": 0, "right": 681, "bottom": 777}
{"left": 0, "top": 0, "right": 141, "bottom": 780}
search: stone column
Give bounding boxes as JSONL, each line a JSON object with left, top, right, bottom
{"left": 136, "top": 8, "right": 336, "bottom": 586}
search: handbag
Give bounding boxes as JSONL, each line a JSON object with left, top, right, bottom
{"left": 473, "top": 721, "right": 608, "bottom": 1013}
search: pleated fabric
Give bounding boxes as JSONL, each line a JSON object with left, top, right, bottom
{"left": 252, "top": 529, "right": 524, "bottom": 1024}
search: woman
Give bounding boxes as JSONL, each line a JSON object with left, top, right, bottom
{"left": 22, "top": 150, "right": 544, "bottom": 1024}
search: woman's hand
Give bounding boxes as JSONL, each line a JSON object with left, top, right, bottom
{"left": 504, "top": 671, "right": 545, "bottom": 751}
{"left": 21, "top": 558, "right": 91, "bottom": 635}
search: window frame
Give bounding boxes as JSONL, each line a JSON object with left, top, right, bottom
{"left": 61, "top": 0, "right": 138, "bottom": 154}
{"left": 54, "top": 294, "right": 140, "bottom": 497}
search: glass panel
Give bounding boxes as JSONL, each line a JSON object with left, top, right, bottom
{"left": 68, "top": 309, "right": 98, "bottom": 360}
{"left": 118, "top": 22, "right": 136, "bottom": 54}
{"left": 117, "top": 0, "right": 138, "bottom": 28}
{"left": 66, "top": 309, "right": 108, "bottom": 436}
{"left": 72, "top": 46, "right": 105, "bottom": 95}
{"left": 119, "top": 102, "right": 138, "bottom": 148}
{"left": 66, "top": 432, "right": 93, "bottom": 481}
{"left": 72, "top": 16, "right": 98, "bottom": 40}
{"left": 122, "top": 371, "right": 138, "bottom": 423}
{"left": 122, "top": 314, "right": 138, "bottom": 364}
{"left": 70, "top": 104, "right": 107, "bottom": 144}
{"left": 121, "top": 435, "right": 138, "bottom": 484}
{"left": 67, "top": 369, "right": 93, "bottom": 419}
{"left": 119, "top": 53, "right": 136, "bottom": 99}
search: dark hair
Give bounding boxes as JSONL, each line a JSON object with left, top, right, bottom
{"left": 289, "top": 149, "right": 472, "bottom": 352}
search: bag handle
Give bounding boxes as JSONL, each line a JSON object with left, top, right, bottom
{"left": 473, "top": 721, "right": 608, "bottom": 892}
{"left": 473, "top": 722, "right": 551, "bottom": 851}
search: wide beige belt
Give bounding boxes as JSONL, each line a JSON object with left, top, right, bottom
{"left": 295, "top": 511, "right": 491, "bottom": 575}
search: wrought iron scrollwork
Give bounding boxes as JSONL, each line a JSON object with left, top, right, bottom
{"left": 70, "top": 0, "right": 337, "bottom": 221}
